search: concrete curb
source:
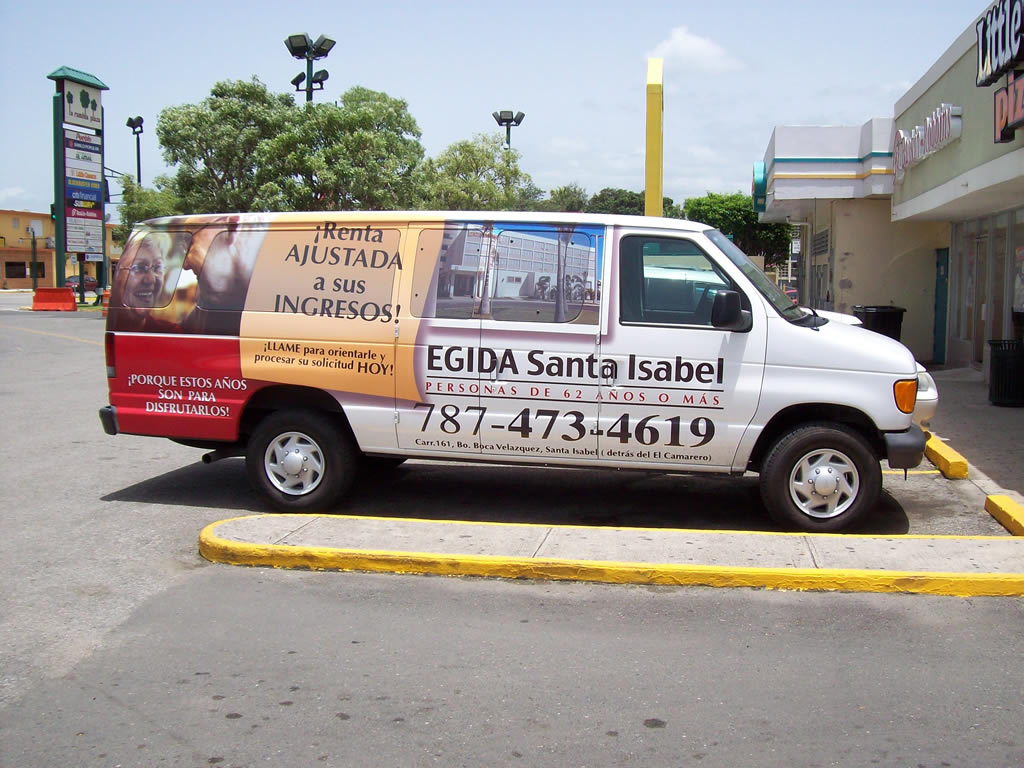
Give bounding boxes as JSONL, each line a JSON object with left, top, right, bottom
{"left": 985, "top": 495, "right": 1024, "bottom": 536}
{"left": 925, "top": 435, "right": 969, "bottom": 479}
{"left": 199, "top": 516, "right": 1024, "bottom": 597}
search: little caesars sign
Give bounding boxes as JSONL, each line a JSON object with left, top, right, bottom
{"left": 976, "top": 0, "right": 1024, "bottom": 142}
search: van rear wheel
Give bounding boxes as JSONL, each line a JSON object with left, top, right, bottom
{"left": 760, "top": 423, "right": 880, "bottom": 532}
{"left": 246, "top": 409, "right": 356, "bottom": 513}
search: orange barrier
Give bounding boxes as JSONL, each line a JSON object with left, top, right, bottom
{"left": 32, "top": 287, "right": 77, "bottom": 312}
{"left": 101, "top": 288, "right": 111, "bottom": 317}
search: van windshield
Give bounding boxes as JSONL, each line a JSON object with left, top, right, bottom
{"left": 705, "top": 230, "right": 804, "bottom": 321}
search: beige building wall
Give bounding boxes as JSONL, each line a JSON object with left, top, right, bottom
{"left": 831, "top": 199, "right": 949, "bottom": 361}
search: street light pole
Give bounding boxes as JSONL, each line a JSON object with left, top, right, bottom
{"left": 126, "top": 116, "right": 144, "bottom": 183}
{"left": 27, "top": 228, "right": 38, "bottom": 291}
{"left": 492, "top": 110, "right": 526, "bottom": 148}
{"left": 285, "top": 33, "right": 336, "bottom": 102}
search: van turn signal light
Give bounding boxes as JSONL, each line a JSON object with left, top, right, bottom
{"left": 893, "top": 378, "right": 918, "bottom": 414}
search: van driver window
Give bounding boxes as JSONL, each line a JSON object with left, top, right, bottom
{"left": 619, "top": 236, "right": 732, "bottom": 326}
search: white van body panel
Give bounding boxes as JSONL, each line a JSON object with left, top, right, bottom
{"left": 101, "top": 210, "right": 929, "bottom": 530}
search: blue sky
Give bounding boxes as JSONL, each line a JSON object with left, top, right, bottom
{"left": 0, "top": 0, "right": 980, "bottom": 218}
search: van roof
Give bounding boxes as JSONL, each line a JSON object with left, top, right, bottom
{"left": 141, "top": 210, "right": 715, "bottom": 233}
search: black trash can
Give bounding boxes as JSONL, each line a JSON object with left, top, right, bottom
{"left": 988, "top": 340, "right": 1024, "bottom": 407}
{"left": 852, "top": 305, "right": 906, "bottom": 341}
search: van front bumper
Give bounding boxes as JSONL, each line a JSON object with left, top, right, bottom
{"left": 884, "top": 423, "right": 926, "bottom": 469}
{"left": 99, "top": 405, "right": 118, "bottom": 435}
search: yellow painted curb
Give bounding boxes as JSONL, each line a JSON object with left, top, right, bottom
{"left": 925, "top": 435, "right": 968, "bottom": 479}
{"left": 199, "top": 520, "right": 1024, "bottom": 598}
{"left": 985, "top": 495, "right": 1024, "bottom": 536}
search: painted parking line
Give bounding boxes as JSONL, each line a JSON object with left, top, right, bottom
{"left": 0, "top": 324, "right": 102, "bottom": 346}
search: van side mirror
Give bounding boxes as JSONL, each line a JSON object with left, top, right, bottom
{"left": 711, "top": 290, "right": 751, "bottom": 331}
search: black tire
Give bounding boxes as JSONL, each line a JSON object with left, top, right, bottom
{"left": 245, "top": 409, "right": 356, "bottom": 513}
{"left": 759, "top": 423, "right": 881, "bottom": 532}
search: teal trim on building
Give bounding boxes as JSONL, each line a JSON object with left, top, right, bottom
{"left": 752, "top": 162, "right": 767, "bottom": 212}
{"left": 773, "top": 151, "right": 892, "bottom": 164}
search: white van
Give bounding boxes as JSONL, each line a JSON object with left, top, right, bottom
{"left": 99, "top": 211, "right": 928, "bottom": 532}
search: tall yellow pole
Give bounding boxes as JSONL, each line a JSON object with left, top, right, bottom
{"left": 645, "top": 58, "right": 664, "bottom": 217}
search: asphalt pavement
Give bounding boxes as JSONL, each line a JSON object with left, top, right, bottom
{"left": 4, "top": 291, "right": 1021, "bottom": 596}
{"left": 196, "top": 358, "right": 1024, "bottom": 597}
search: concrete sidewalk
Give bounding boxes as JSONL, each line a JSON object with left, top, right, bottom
{"left": 199, "top": 365, "right": 1024, "bottom": 597}
{"left": 200, "top": 512, "right": 1024, "bottom": 597}
{"left": 927, "top": 367, "right": 1024, "bottom": 495}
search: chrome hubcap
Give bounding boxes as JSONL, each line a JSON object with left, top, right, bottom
{"left": 788, "top": 448, "right": 859, "bottom": 519}
{"left": 264, "top": 431, "right": 324, "bottom": 496}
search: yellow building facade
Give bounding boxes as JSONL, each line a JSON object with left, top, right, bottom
{"left": 0, "top": 208, "right": 121, "bottom": 290}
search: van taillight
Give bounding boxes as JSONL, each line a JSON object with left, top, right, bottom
{"left": 105, "top": 332, "right": 115, "bottom": 378}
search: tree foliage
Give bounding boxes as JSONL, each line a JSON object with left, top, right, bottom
{"left": 539, "top": 183, "right": 589, "bottom": 212}
{"left": 419, "top": 133, "right": 542, "bottom": 211}
{"left": 253, "top": 86, "right": 424, "bottom": 211}
{"left": 157, "top": 78, "right": 294, "bottom": 213}
{"left": 684, "top": 192, "right": 791, "bottom": 267}
{"left": 111, "top": 174, "right": 181, "bottom": 245}
{"left": 584, "top": 188, "right": 683, "bottom": 218}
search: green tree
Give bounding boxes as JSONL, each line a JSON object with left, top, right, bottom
{"left": 584, "top": 188, "right": 682, "bottom": 217}
{"left": 420, "top": 133, "right": 541, "bottom": 210}
{"left": 111, "top": 175, "right": 182, "bottom": 245}
{"left": 585, "top": 187, "right": 644, "bottom": 215}
{"left": 156, "top": 78, "right": 294, "bottom": 213}
{"left": 253, "top": 86, "right": 425, "bottom": 211}
{"left": 683, "top": 192, "right": 791, "bottom": 267}
{"left": 539, "top": 183, "right": 589, "bottom": 212}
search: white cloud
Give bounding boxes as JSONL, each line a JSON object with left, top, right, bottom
{"left": 0, "top": 186, "right": 32, "bottom": 204}
{"left": 647, "top": 27, "right": 744, "bottom": 74}
{"left": 547, "top": 136, "right": 591, "bottom": 154}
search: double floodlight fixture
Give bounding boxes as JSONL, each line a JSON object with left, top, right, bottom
{"left": 492, "top": 110, "right": 526, "bottom": 148}
{"left": 126, "top": 115, "right": 144, "bottom": 135}
{"left": 285, "top": 32, "right": 336, "bottom": 102}
{"left": 285, "top": 33, "right": 335, "bottom": 60}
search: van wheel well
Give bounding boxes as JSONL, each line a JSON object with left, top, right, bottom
{"left": 747, "top": 404, "right": 882, "bottom": 473}
{"left": 240, "top": 385, "right": 355, "bottom": 445}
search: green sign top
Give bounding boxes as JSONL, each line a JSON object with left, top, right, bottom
{"left": 47, "top": 66, "right": 108, "bottom": 90}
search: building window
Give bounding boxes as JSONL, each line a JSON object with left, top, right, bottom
{"left": 30, "top": 263, "right": 46, "bottom": 278}
{"left": 812, "top": 230, "right": 829, "bottom": 256}
{"left": 5, "top": 262, "right": 28, "bottom": 278}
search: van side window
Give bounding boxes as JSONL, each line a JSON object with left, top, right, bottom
{"left": 412, "top": 225, "right": 599, "bottom": 324}
{"left": 120, "top": 231, "right": 190, "bottom": 310}
{"left": 412, "top": 225, "right": 485, "bottom": 319}
{"left": 619, "top": 235, "right": 732, "bottom": 326}
{"left": 489, "top": 229, "right": 597, "bottom": 324}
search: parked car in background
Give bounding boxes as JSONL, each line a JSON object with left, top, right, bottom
{"left": 65, "top": 274, "right": 98, "bottom": 292}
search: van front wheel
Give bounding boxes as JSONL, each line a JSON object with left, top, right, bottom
{"left": 760, "top": 423, "right": 880, "bottom": 532}
{"left": 246, "top": 409, "right": 355, "bottom": 513}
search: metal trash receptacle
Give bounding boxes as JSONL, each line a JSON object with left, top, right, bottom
{"left": 852, "top": 305, "right": 906, "bottom": 341}
{"left": 988, "top": 340, "right": 1024, "bottom": 407}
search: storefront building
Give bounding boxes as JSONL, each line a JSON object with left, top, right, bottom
{"left": 0, "top": 208, "right": 122, "bottom": 290}
{"left": 756, "top": 1, "right": 1024, "bottom": 372}
{"left": 892, "top": 4, "right": 1024, "bottom": 368}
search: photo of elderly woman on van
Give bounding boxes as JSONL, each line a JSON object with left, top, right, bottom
{"left": 109, "top": 231, "right": 186, "bottom": 333}
{"left": 108, "top": 215, "right": 264, "bottom": 335}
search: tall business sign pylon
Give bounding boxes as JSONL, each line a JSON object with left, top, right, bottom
{"left": 47, "top": 66, "right": 109, "bottom": 291}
